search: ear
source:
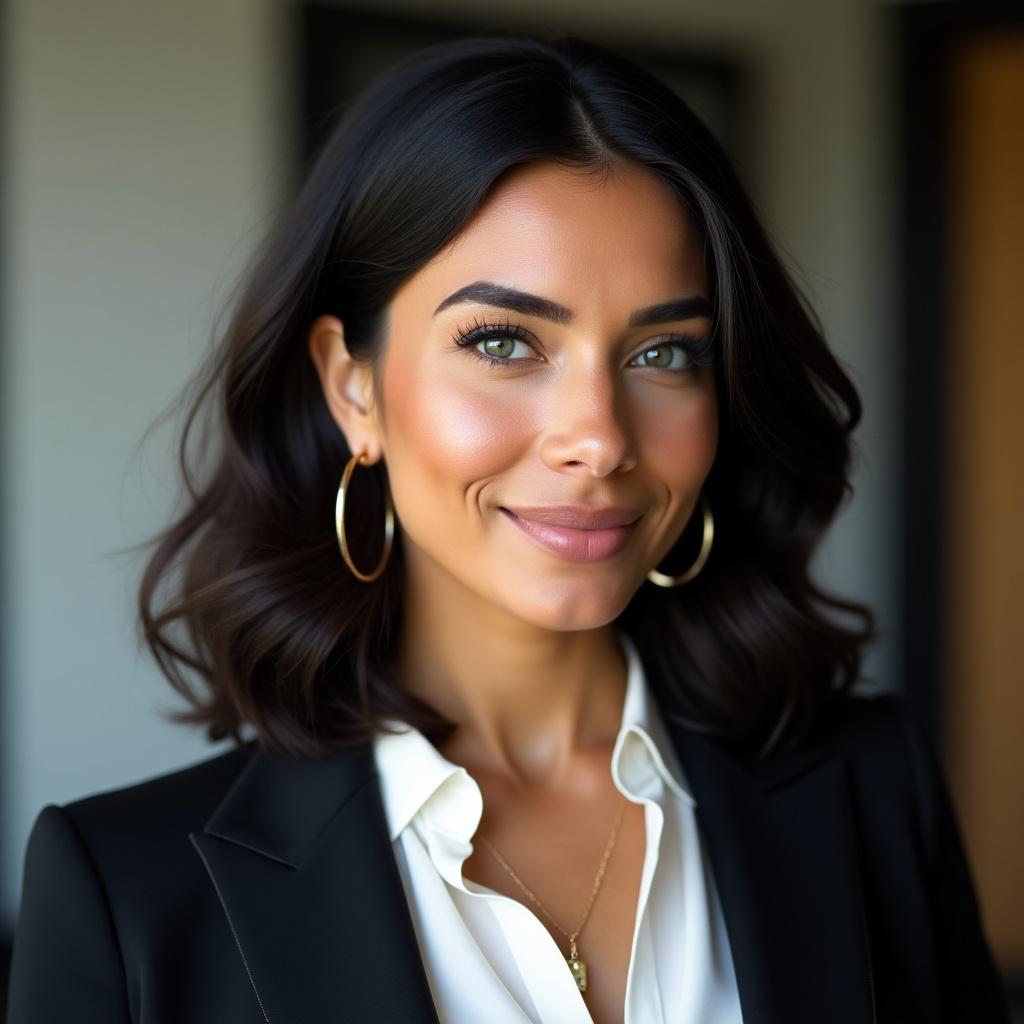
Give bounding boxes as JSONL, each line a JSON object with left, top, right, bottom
{"left": 307, "top": 314, "right": 384, "bottom": 462}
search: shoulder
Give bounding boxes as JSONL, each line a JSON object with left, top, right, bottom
{"left": 821, "top": 688, "right": 917, "bottom": 743}
{"left": 819, "top": 693, "right": 1011, "bottom": 1019}
{"left": 13, "top": 742, "right": 257, "bottom": 976}
{"left": 817, "top": 690, "right": 957, "bottom": 864}
{"left": 9, "top": 744, "right": 262, "bottom": 1019}
{"left": 817, "top": 688, "right": 931, "bottom": 770}
{"left": 42, "top": 741, "right": 256, "bottom": 866}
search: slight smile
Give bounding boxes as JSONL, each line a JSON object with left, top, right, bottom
{"left": 499, "top": 505, "right": 642, "bottom": 563}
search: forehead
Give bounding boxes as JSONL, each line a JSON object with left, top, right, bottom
{"left": 395, "top": 159, "right": 708, "bottom": 320}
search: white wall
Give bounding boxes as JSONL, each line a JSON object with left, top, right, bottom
{"left": 0, "top": 0, "right": 292, "bottom": 929}
{"left": 1, "top": 0, "right": 899, "bottom": 930}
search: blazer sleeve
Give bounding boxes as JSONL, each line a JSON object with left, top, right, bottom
{"left": 6, "top": 804, "right": 133, "bottom": 1023}
{"left": 885, "top": 698, "right": 1012, "bottom": 1023}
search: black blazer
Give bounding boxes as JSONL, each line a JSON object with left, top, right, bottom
{"left": 5, "top": 691, "right": 1012, "bottom": 1024}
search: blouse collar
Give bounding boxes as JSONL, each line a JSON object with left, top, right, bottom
{"left": 372, "top": 630, "right": 696, "bottom": 846}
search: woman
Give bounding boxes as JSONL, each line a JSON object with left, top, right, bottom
{"left": 5, "top": 32, "right": 1010, "bottom": 1024}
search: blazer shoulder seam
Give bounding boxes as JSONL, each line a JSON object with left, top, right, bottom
{"left": 46, "top": 803, "right": 133, "bottom": 1008}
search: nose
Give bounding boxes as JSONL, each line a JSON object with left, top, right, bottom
{"left": 538, "top": 364, "right": 638, "bottom": 477}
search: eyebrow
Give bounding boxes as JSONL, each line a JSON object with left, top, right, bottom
{"left": 432, "top": 280, "right": 712, "bottom": 327}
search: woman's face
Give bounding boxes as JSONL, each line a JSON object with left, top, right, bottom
{"left": 313, "top": 159, "right": 718, "bottom": 632}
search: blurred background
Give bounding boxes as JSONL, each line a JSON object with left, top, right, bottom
{"left": 0, "top": 0, "right": 1021, "bottom": 1012}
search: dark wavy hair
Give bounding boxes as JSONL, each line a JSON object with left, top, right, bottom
{"left": 134, "top": 31, "right": 876, "bottom": 761}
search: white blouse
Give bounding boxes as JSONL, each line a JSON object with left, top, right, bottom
{"left": 372, "top": 631, "right": 745, "bottom": 1024}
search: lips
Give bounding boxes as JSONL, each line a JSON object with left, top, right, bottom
{"left": 501, "top": 505, "right": 643, "bottom": 530}
{"left": 499, "top": 505, "right": 642, "bottom": 562}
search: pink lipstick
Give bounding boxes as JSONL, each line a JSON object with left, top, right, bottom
{"left": 499, "top": 505, "right": 641, "bottom": 563}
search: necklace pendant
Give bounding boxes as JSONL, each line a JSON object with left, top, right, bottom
{"left": 567, "top": 955, "right": 588, "bottom": 993}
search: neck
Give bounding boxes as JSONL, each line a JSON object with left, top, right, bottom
{"left": 389, "top": 557, "right": 629, "bottom": 789}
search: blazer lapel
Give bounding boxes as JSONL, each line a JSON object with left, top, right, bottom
{"left": 189, "top": 742, "right": 440, "bottom": 1024}
{"left": 190, "top": 700, "right": 876, "bottom": 1024}
{"left": 665, "top": 714, "right": 877, "bottom": 1024}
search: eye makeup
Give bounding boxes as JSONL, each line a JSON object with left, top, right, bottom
{"left": 449, "top": 314, "right": 717, "bottom": 375}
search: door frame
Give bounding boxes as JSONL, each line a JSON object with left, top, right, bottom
{"left": 895, "top": 1, "right": 1023, "bottom": 745}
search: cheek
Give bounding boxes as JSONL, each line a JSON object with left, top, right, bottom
{"left": 381, "top": 360, "right": 532, "bottom": 517}
{"left": 638, "top": 380, "right": 719, "bottom": 486}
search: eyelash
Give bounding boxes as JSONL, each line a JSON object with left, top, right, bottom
{"left": 451, "top": 316, "right": 717, "bottom": 375}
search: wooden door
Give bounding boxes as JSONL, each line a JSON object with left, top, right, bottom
{"left": 946, "top": 26, "right": 1024, "bottom": 970}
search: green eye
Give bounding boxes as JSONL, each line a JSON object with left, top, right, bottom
{"left": 629, "top": 335, "right": 717, "bottom": 373}
{"left": 635, "top": 344, "right": 688, "bottom": 369}
{"left": 480, "top": 336, "right": 520, "bottom": 360}
{"left": 452, "top": 318, "right": 537, "bottom": 368}
{"left": 452, "top": 317, "right": 716, "bottom": 374}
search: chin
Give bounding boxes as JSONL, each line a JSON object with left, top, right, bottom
{"left": 498, "top": 580, "right": 635, "bottom": 633}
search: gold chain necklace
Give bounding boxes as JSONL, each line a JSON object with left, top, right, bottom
{"left": 476, "top": 793, "right": 628, "bottom": 994}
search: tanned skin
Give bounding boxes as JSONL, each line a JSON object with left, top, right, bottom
{"left": 308, "top": 158, "right": 718, "bottom": 1024}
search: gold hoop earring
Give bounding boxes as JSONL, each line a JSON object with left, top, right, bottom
{"left": 335, "top": 451, "right": 394, "bottom": 583}
{"left": 646, "top": 492, "right": 714, "bottom": 588}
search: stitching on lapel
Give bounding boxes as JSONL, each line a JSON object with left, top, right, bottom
{"left": 190, "top": 832, "right": 272, "bottom": 1023}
